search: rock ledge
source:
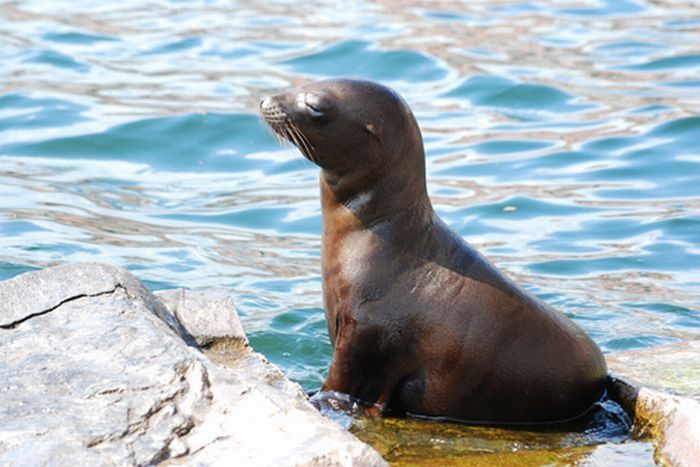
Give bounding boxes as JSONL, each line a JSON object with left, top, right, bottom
{"left": 0, "top": 263, "right": 386, "bottom": 466}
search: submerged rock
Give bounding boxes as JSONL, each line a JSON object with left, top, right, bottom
{"left": 0, "top": 263, "right": 386, "bottom": 466}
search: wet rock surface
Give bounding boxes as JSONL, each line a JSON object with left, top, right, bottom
{"left": 0, "top": 263, "right": 386, "bottom": 466}
{"left": 607, "top": 340, "right": 700, "bottom": 466}
{"left": 608, "top": 377, "right": 700, "bottom": 467}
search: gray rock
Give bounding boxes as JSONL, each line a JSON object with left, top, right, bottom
{"left": 609, "top": 376, "right": 700, "bottom": 467}
{"left": 0, "top": 262, "right": 190, "bottom": 344}
{"left": 607, "top": 339, "right": 700, "bottom": 466}
{"left": 155, "top": 288, "right": 247, "bottom": 347}
{"left": 0, "top": 263, "right": 387, "bottom": 467}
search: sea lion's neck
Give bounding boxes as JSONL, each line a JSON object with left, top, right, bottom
{"left": 319, "top": 167, "right": 433, "bottom": 233}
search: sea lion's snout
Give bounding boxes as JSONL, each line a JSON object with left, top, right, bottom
{"left": 260, "top": 95, "right": 288, "bottom": 126}
{"left": 261, "top": 91, "right": 319, "bottom": 164}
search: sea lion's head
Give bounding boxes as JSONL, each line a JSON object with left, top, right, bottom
{"left": 261, "top": 79, "right": 425, "bottom": 199}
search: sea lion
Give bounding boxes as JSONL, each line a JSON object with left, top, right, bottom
{"left": 260, "top": 78, "right": 607, "bottom": 424}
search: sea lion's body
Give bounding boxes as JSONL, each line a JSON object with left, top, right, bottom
{"left": 261, "top": 79, "right": 607, "bottom": 424}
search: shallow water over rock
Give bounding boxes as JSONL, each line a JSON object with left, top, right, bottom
{"left": 310, "top": 388, "right": 655, "bottom": 465}
{"left": 351, "top": 413, "right": 654, "bottom": 466}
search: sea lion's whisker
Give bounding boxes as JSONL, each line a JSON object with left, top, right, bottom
{"left": 291, "top": 124, "right": 318, "bottom": 164}
{"left": 272, "top": 128, "right": 289, "bottom": 147}
{"left": 260, "top": 116, "right": 289, "bottom": 148}
{"left": 291, "top": 123, "right": 318, "bottom": 163}
{"left": 284, "top": 123, "right": 303, "bottom": 152}
{"left": 287, "top": 122, "right": 316, "bottom": 164}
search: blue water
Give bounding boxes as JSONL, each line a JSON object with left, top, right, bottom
{"left": 1, "top": 0, "right": 699, "bottom": 397}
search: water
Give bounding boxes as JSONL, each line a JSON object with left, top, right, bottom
{"left": 308, "top": 389, "right": 648, "bottom": 465}
{"left": 349, "top": 399, "right": 651, "bottom": 466}
{"left": 1, "top": 0, "right": 699, "bottom": 462}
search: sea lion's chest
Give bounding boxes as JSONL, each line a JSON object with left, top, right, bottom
{"left": 321, "top": 225, "right": 448, "bottom": 317}
{"left": 322, "top": 227, "right": 388, "bottom": 306}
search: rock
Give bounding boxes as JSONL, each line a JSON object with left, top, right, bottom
{"left": 0, "top": 262, "right": 191, "bottom": 344}
{"left": 0, "top": 263, "right": 387, "bottom": 467}
{"left": 607, "top": 339, "right": 700, "bottom": 466}
{"left": 155, "top": 288, "right": 247, "bottom": 347}
{"left": 608, "top": 376, "right": 700, "bottom": 467}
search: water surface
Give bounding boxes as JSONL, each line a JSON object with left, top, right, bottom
{"left": 2, "top": 0, "right": 699, "bottom": 463}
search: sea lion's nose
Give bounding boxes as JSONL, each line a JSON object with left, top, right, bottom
{"left": 260, "top": 95, "right": 288, "bottom": 125}
{"left": 260, "top": 96, "right": 272, "bottom": 110}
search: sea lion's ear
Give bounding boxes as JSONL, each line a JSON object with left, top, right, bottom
{"left": 365, "top": 123, "right": 382, "bottom": 143}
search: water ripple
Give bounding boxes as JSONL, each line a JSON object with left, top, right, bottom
{"left": 1, "top": 0, "right": 699, "bottom": 402}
